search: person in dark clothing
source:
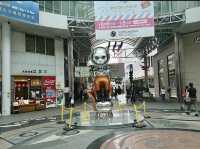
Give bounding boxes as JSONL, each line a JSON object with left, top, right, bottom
{"left": 187, "top": 82, "right": 198, "bottom": 115}
{"left": 79, "top": 87, "right": 84, "bottom": 103}
{"left": 114, "top": 87, "right": 117, "bottom": 99}
{"left": 131, "top": 85, "right": 136, "bottom": 104}
{"left": 117, "top": 86, "right": 122, "bottom": 95}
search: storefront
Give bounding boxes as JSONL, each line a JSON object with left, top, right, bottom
{"left": 153, "top": 39, "right": 177, "bottom": 99}
{"left": 12, "top": 76, "right": 56, "bottom": 113}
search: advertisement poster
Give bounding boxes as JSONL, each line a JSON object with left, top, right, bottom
{"left": 56, "top": 89, "right": 64, "bottom": 106}
{"left": 94, "top": 1, "right": 154, "bottom": 40}
{"left": 42, "top": 76, "right": 56, "bottom": 108}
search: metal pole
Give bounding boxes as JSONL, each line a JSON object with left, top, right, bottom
{"left": 68, "top": 38, "right": 74, "bottom": 101}
{"left": 174, "top": 32, "right": 182, "bottom": 102}
{"left": 144, "top": 50, "right": 149, "bottom": 89}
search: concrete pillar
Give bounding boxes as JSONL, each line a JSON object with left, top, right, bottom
{"left": 68, "top": 38, "right": 74, "bottom": 99}
{"left": 174, "top": 33, "right": 182, "bottom": 102}
{"left": 55, "top": 38, "right": 65, "bottom": 105}
{"left": 2, "top": 22, "right": 11, "bottom": 115}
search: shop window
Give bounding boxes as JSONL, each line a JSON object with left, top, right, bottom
{"left": 26, "top": 34, "right": 35, "bottom": 53}
{"left": 45, "top": 1, "right": 53, "bottom": 13}
{"left": 36, "top": 36, "right": 45, "bottom": 54}
{"left": 167, "top": 53, "right": 176, "bottom": 87}
{"left": 46, "top": 38, "right": 55, "bottom": 56}
{"left": 15, "top": 81, "right": 29, "bottom": 100}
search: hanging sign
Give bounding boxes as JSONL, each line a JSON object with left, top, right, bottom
{"left": 0, "top": 1, "right": 39, "bottom": 24}
{"left": 94, "top": 1, "right": 154, "bottom": 39}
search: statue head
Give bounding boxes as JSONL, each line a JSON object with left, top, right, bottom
{"left": 91, "top": 47, "right": 110, "bottom": 65}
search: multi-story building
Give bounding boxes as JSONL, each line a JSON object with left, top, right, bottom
{"left": 152, "top": 1, "right": 200, "bottom": 100}
{"left": 0, "top": 1, "right": 93, "bottom": 115}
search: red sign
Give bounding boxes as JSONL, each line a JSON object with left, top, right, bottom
{"left": 42, "top": 76, "right": 56, "bottom": 108}
{"left": 42, "top": 76, "right": 56, "bottom": 86}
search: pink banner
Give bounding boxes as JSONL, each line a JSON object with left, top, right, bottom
{"left": 95, "top": 18, "right": 154, "bottom": 30}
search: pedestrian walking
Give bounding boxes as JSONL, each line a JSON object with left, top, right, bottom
{"left": 79, "top": 87, "right": 83, "bottom": 103}
{"left": 187, "top": 82, "right": 198, "bottom": 116}
{"left": 181, "top": 86, "right": 189, "bottom": 111}
{"left": 114, "top": 87, "right": 117, "bottom": 99}
{"left": 160, "top": 87, "right": 166, "bottom": 101}
{"left": 117, "top": 86, "right": 122, "bottom": 95}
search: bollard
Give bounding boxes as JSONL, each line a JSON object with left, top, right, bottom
{"left": 57, "top": 104, "right": 65, "bottom": 124}
{"left": 84, "top": 102, "right": 87, "bottom": 112}
{"left": 68, "top": 107, "right": 73, "bottom": 128}
{"left": 133, "top": 104, "right": 139, "bottom": 122}
{"left": 61, "top": 104, "right": 64, "bottom": 121}
{"left": 133, "top": 104, "right": 146, "bottom": 128}
{"left": 143, "top": 101, "right": 151, "bottom": 118}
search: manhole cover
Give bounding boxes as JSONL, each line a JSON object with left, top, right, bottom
{"left": 88, "top": 129, "right": 200, "bottom": 149}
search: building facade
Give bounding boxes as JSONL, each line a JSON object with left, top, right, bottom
{"left": 153, "top": 6, "right": 200, "bottom": 101}
{"left": 0, "top": 1, "right": 70, "bottom": 115}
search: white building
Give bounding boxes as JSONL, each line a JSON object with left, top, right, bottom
{"left": 0, "top": 1, "right": 91, "bottom": 115}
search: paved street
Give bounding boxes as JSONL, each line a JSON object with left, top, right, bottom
{"left": 0, "top": 101, "right": 200, "bottom": 149}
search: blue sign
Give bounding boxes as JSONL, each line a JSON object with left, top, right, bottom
{"left": 0, "top": 1, "right": 39, "bottom": 24}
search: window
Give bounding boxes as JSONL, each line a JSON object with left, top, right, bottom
{"left": 26, "top": 34, "right": 55, "bottom": 56}
{"left": 76, "top": 2, "right": 87, "bottom": 19}
{"left": 53, "top": 1, "right": 61, "bottom": 14}
{"left": 46, "top": 38, "right": 55, "bottom": 56}
{"left": 26, "top": 34, "right": 35, "bottom": 53}
{"left": 161, "top": 1, "right": 170, "bottom": 15}
{"left": 69, "top": 1, "right": 75, "bottom": 16}
{"left": 154, "top": 1, "right": 161, "bottom": 17}
{"left": 61, "top": 1, "right": 70, "bottom": 16}
{"left": 36, "top": 36, "right": 45, "bottom": 54}
{"left": 45, "top": 1, "right": 53, "bottom": 13}
{"left": 38, "top": 1, "right": 44, "bottom": 11}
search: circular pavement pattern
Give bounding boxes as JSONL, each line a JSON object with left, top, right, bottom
{"left": 89, "top": 129, "right": 200, "bottom": 149}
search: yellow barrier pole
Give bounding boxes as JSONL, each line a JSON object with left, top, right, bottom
{"left": 143, "top": 101, "right": 146, "bottom": 115}
{"left": 61, "top": 104, "right": 64, "bottom": 121}
{"left": 84, "top": 102, "right": 87, "bottom": 112}
{"left": 143, "top": 101, "right": 151, "bottom": 118}
{"left": 134, "top": 104, "right": 139, "bottom": 123}
{"left": 68, "top": 107, "right": 73, "bottom": 128}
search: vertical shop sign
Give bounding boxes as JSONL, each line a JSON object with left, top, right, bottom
{"left": 94, "top": 1, "right": 154, "bottom": 39}
{"left": 42, "top": 76, "right": 56, "bottom": 108}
